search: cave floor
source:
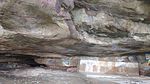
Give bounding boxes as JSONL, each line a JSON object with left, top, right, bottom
{"left": 0, "top": 68, "right": 149, "bottom": 84}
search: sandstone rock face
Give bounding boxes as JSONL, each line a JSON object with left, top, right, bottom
{"left": 0, "top": 0, "right": 150, "bottom": 70}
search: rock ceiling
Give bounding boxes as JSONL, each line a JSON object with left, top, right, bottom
{"left": 0, "top": 0, "right": 150, "bottom": 57}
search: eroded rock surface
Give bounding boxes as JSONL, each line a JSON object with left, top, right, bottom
{"left": 0, "top": 0, "right": 150, "bottom": 70}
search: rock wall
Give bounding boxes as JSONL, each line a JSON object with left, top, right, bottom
{"left": 0, "top": 0, "right": 150, "bottom": 73}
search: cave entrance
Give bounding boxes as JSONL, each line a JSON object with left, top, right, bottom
{"left": 0, "top": 53, "right": 46, "bottom": 70}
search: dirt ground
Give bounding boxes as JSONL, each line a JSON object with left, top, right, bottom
{"left": 0, "top": 68, "right": 149, "bottom": 84}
